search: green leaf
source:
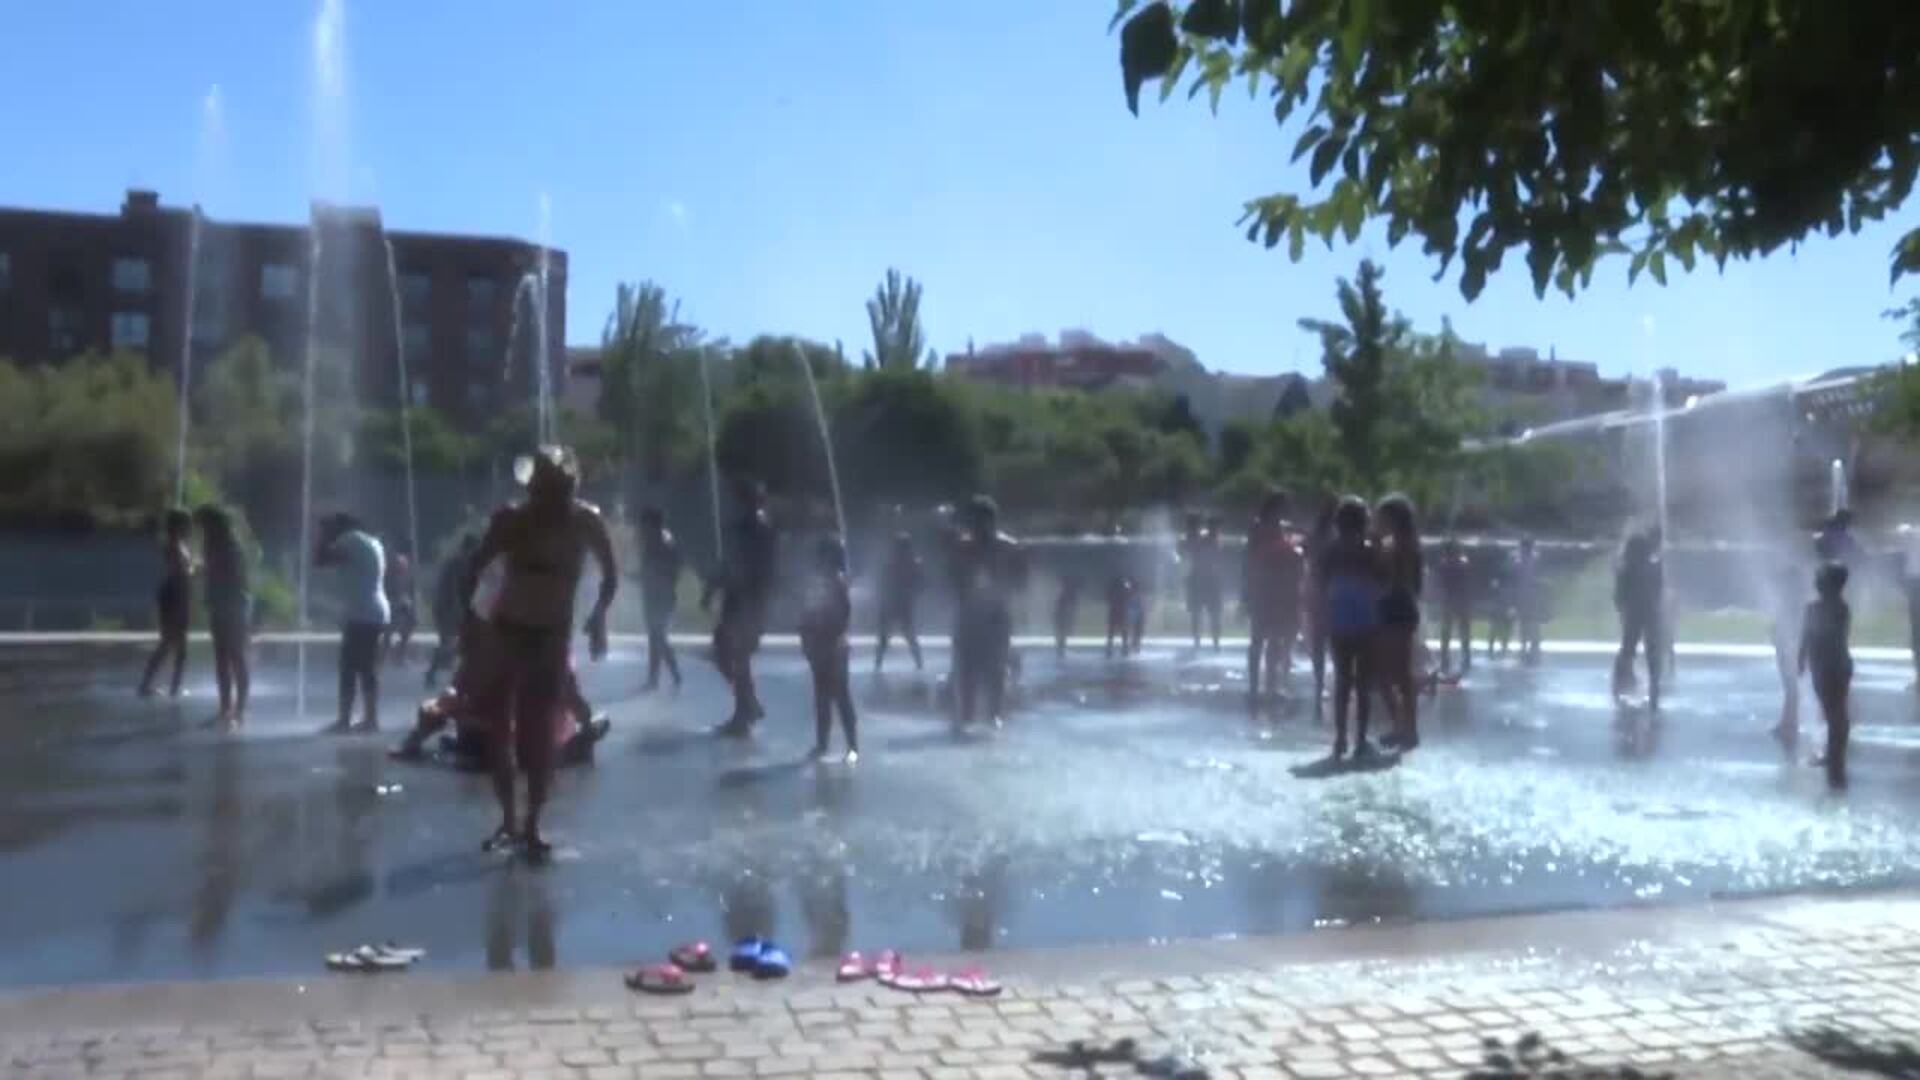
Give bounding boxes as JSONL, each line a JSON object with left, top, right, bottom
{"left": 1309, "top": 136, "right": 1343, "bottom": 186}
{"left": 1893, "top": 228, "right": 1920, "bottom": 285}
{"left": 1525, "top": 240, "right": 1554, "bottom": 297}
{"left": 1628, "top": 249, "right": 1650, "bottom": 285}
{"left": 1288, "top": 220, "right": 1305, "bottom": 260}
{"left": 1180, "top": 0, "right": 1240, "bottom": 42}
{"left": 1648, "top": 249, "right": 1668, "bottom": 286}
{"left": 1291, "top": 124, "right": 1328, "bottom": 163}
{"left": 1159, "top": 45, "right": 1192, "bottom": 103}
{"left": 1120, "top": 3, "right": 1178, "bottom": 115}
{"left": 1108, "top": 0, "right": 1141, "bottom": 32}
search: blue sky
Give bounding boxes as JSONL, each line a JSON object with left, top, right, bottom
{"left": 1, "top": 0, "right": 1912, "bottom": 385}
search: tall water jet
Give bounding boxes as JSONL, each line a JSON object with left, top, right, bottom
{"left": 295, "top": 227, "right": 324, "bottom": 722}
{"left": 382, "top": 237, "right": 421, "bottom": 579}
{"left": 173, "top": 84, "right": 226, "bottom": 505}
{"left": 698, "top": 346, "right": 723, "bottom": 563}
{"left": 506, "top": 272, "right": 553, "bottom": 445}
{"left": 795, "top": 345, "right": 848, "bottom": 560}
{"left": 1642, "top": 315, "right": 1669, "bottom": 540}
{"left": 1829, "top": 458, "right": 1849, "bottom": 517}
{"left": 535, "top": 194, "right": 555, "bottom": 445}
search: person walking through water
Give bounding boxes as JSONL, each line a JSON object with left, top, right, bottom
{"left": 1316, "top": 496, "right": 1381, "bottom": 759}
{"left": 1181, "top": 513, "right": 1225, "bottom": 651}
{"left": 138, "top": 509, "right": 196, "bottom": 699}
{"left": 316, "top": 512, "right": 390, "bottom": 733}
{"left": 461, "top": 446, "right": 617, "bottom": 860}
{"left": 637, "top": 507, "right": 683, "bottom": 692}
{"left": 195, "top": 505, "right": 251, "bottom": 727}
{"left": 948, "top": 495, "right": 1026, "bottom": 730}
{"left": 1611, "top": 529, "right": 1665, "bottom": 710}
{"left": 802, "top": 535, "right": 859, "bottom": 762}
{"left": 1244, "top": 488, "right": 1305, "bottom": 711}
{"left": 874, "top": 531, "right": 925, "bottom": 673}
{"left": 383, "top": 552, "right": 417, "bottom": 667}
{"left": 1053, "top": 574, "right": 1082, "bottom": 659}
{"left": 1434, "top": 537, "right": 1473, "bottom": 677}
{"left": 707, "top": 477, "right": 777, "bottom": 738}
{"left": 1800, "top": 562, "right": 1854, "bottom": 790}
{"left": 425, "top": 534, "right": 480, "bottom": 688}
{"left": 1374, "top": 494, "right": 1425, "bottom": 751}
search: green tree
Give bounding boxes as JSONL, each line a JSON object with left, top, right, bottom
{"left": 1300, "top": 259, "right": 1405, "bottom": 487}
{"left": 1114, "top": 1, "right": 1920, "bottom": 298}
{"left": 836, "top": 368, "right": 983, "bottom": 505}
{"left": 0, "top": 351, "right": 179, "bottom": 527}
{"left": 599, "top": 282, "right": 706, "bottom": 482}
{"left": 863, "top": 268, "right": 937, "bottom": 371}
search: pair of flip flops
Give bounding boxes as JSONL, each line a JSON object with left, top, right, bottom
{"left": 729, "top": 936, "right": 791, "bottom": 979}
{"left": 838, "top": 950, "right": 1001, "bottom": 997}
{"left": 325, "top": 942, "right": 426, "bottom": 973}
{"left": 626, "top": 940, "right": 717, "bottom": 995}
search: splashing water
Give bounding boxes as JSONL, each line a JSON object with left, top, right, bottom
{"left": 295, "top": 227, "right": 323, "bottom": 723}
{"left": 535, "top": 194, "right": 554, "bottom": 445}
{"left": 382, "top": 237, "right": 421, "bottom": 578}
{"left": 1830, "top": 458, "right": 1849, "bottom": 517}
{"left": 796, "top": 346, "right": 848, "bottom": 563}
{"left": 173, "top": 211, "right": 202, "bottom": 507}
{"left": 506, "top": 273, "right": 554, "bottom": 445}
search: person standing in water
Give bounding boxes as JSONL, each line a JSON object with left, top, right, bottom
{"left": 1317, "top": 497, "right": 1381, "bottom": 759}
{"left": 947, "top": 495, "right": 1026, "bottom": 730}
{"left": 1105, "top": 573, "right": 1137, "bottom": 658}
{"left": 1182, "top": 513, "right": 1225, "bottom": 651}
{"left": 460, "top": 446, "right": 617, "bottom": 860}
{"left": 637, "top": 507, "right": 684, "bottom": 692}
{"left": 1434, "top": 537, "right": 1473, "bottom": 676}
{"left": 195, "top": 505, "right": 251, "bottom": 726}
{"left": 383, "top": 552, "right": 417, "bottom": 667}
{"left": 707, "top": 477, "right": 777, "bottom": 737}
{"left": 1373, "top": 494, "right": 1425, "bottom": 751}
{"left": 1244, "top": 488, "right": 1305, "bottom": 709}
{"left": 874, "top": 532, "right": 926, "bottom": 673}
{"left": 138, "top": 509, "right": 196, "bottom": 699}
{"left": 1611, "top": 529, "right": 1665, "bottom": 710}
{"left": 1301, "top": 495, "right": 1338, "bottom": 704}
{"left": 1515, "top": 536, "right": 1545, "bottom": 663}
{"left": 802, "top": 535, "right": 859, "bottom": 762}
{"left": 1053, "top": 574, "right": 1083, "bottom": 658}
{"left": 425, "top": 534, "right": 480, "bottom": 687}
{"left": 316, "top": 511, "right": 390, "bottom": 733}
{"left": 1800, "top": 562, "right": 1854, "bottom": 789}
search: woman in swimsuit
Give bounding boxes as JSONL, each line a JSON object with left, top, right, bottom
{"left": 195, "top": 505, "right": 251, "bottom": 725}
{"left": 462, "top": 446, "right": 618, "bottom": 861}
{"left": 1315, "top": 497, "right": 1381, "bottom": 759}
{"left": 138, "top": 509, "right": 196, "bottom": 699}
{"left": 1373, "top": 494, "right": 1425, "bottom": 751}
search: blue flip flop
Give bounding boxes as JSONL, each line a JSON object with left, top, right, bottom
{"left": 752, "top": 942, "right": 791, "bottom": 980}
{"left": 729, "top": 936, "right": 767, "bottom": 972}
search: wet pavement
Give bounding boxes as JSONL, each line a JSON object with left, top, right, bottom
{"left": 4, "top": 639, "right": 1920, "bottom": 990}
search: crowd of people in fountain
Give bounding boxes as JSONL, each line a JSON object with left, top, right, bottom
{"left": 134, "top": 442, "right": 1889, "bottom": 857}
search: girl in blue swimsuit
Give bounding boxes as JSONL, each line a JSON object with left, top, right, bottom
{"left": 1315, "top": 497, "right": 1382, "bottom": 759}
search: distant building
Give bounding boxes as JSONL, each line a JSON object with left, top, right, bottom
{"left": 944, "top": 333, "right": 1163, "bottom": 390}
{"left": 0, "top": 189, "right": 566, "bottom": 432}
{"left": 565, "top": 345, "right": 603, "bottom": 416}
{"left": 1449, "top": 342, "right": 1727, "bottom": 430}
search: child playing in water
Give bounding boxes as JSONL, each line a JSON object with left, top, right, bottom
{"left": 195, "top": 505, "right": 251, "bottom": 726}
{"left": 1315, "top": 497, "right": 1381, "bottom": 759}
{"left": 1105, "top": 574, "right": 1137, "bottom": 659}
{"left": 138, "top": 509, "right": 196, "bottom": 699}
{"left": 1053, "top": 575, "right": 1082, "bottom": 659}
{"left": 801, "top": 535, "right": 858, "bottom": 762}
{"left": 1800, "top": 562, "right": 1853, "bottom": 790}
{"left": 1373, "top": 494, "right": 1424, "bottom": 751}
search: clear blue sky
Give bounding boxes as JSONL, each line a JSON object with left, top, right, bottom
{"left": 1, "top": 1, "right": 1912, "bottom": 386}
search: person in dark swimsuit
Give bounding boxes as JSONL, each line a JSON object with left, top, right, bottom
{"left": 1053, "top": 574, "right": 1083, "bottom": 659}
{"left": 1244, "top": 488, "right": 1305, "bottom": 709}
{"left": 1181, "top": 513, "right": 1226, "bottom": 651}
{"left": 874, "top": 532, "right": 925, "bottom": 673}
{"left": 194, "top": 505, "right": 251, "bottom": 726}
{"left": 1800, "top": 562, "right": 1853, "bottom": 790}
{"left": 638, "top": 507, "right": 684, "bottom": 691}
{"left": 1434, "top": 537, "right": 1473, "bottom": 676}
{"left": 1105, "top": 574, "right": 1137, "bottom": 659}
{"left": 1373, "top": 494, "right": 1425, "bottom": 751}
{"left": 1612, "top": 529, "right": 1665, "bottom": 710}
{"left": 947, "top": 495, "right": 1026, "bottom": 730}
{"left": 708, "top": 477, "right": 778, "bottom": 737}
{"left": 802, "top": 535, "right": 859, "bottom": 761}
{"left": 138, "top": 509, "right": 195, "bottom": 699}
{"left": 460, "top": 446, "right": 618, "bottom": 861}
{"left": 1316, "top": 497, "right": 1381, "bottom": 759}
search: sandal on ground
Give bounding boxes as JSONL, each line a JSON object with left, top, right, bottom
{"left": 378, "top": 941, "right": 426, "bottom": 963}
{"left": 948, "top": 968, "right": 1002, "bottom": 997}
{"left": 325, "top": 945, "right": 411, "bottom": 973}
{"left": 626, "top": 963, "right": 694, "bottom": 995}
{"left": 835, "top": 949, "right": 901, "bottom": 983}
{"left": 729, "top": 936, "right": 768, "bottom": 972}
{"left": 751, "top": 942, "right": 791, "bottom": 980}
{"left": 669, "top": 941, "right": 717, "bottom": 973}
{"left": 878, "top": 966, "right": 950, "bottom": 993}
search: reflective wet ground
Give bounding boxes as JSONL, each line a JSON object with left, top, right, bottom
{"left": 4, "top": 639, "right": 1920, "bottom": 989}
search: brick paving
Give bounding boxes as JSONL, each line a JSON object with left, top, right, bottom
{"left": 6, "top": 892, "right": 1920, "bottom": 1078}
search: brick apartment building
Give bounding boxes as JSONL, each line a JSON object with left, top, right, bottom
{"left": 0, "top": 189, "right": 565, "bottom": 431}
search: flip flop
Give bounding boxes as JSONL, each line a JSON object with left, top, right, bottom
{"left": 669, "top": 941, "right": 717, "bottom": 973}
{"left": 482, "top": 826, "right": 518, "bottom": 854}
{"left": 948, "top": 968, "right": 1002, "bottom": 998}
{"left": 835, "top": 949, "right": 901, "bottom": 983}
{"left": 625, "top": 962, "right": 695, "bottom": 995}
{"left": 878, "top": 966, "right": 949, "bottom": 993}
{"left": 377, "top": 942, "right": 426, "bottom": 963}
{"left": 729, "top": 936, "right": 767, "bottom": 972}
{"left": 325, "top": 945, "right": 410, "bottom": 973}
{"left": 752, "top": 943, "right": 791, "bottom": 980}
{"left": 1138, "top": 1053, "right": 1210, "bottom": 1079}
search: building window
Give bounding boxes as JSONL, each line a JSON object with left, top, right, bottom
{"left": 111, "top": 311, "right": 151, "bottom": 350}
{"left": 111, "top": 256, "right": 152, "bottom": 293}
{"left": 466, "top": 275, "right": 498, "bottom": 316}
{"left": 410, "top": 378, "right": 430, "bottom": 407}
{"left": 400, "top": 271, "right": 432, "bottom": 308}
{"left": 0, "top": 251, "right": 10, "bottom": 290}
{"left": 260, "top": 263, "right": 299, "bottom": 301}
{"left": 191, "top": 287, "right": 227, "bottom": 347}
{"left": 467, "top": 328, "right": 498, "bottom": 369}
{"left": 49, "top": 307, "right": 84, "bottom": 354}
{"left": 402, "top": 322, "right": 429, "bottom": 362}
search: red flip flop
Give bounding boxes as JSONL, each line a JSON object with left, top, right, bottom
{"left": 668, "top": 941, "right": 717, "bottom": 973}
{"left": 949, "top": 968, "right": 1003, "bottom": 998}
{"left": 625, "top": 963, "right": 694, "bottom": 995}
{"left": 878, "top": 966, "right": 950, "bottom": 994}
{"left": 836, "top": 949, "right": 902, "bottom": 983}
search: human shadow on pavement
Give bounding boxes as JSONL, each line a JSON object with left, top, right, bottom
{"left": 1288, "top": 748, "right": 1402, "bottom": 779}
{"left": 1786, "top": 1025, "right": 1920, "bottom": 1078}
{"left": 1463, "top": 1033, "right": 1673, "bottom": 1079}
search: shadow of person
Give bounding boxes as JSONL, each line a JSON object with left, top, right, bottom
{"left": 485, "top": 865, "right": 559, "bottom": 972}
{"left": 1787, "top": 1025, "right": 1920, "bottom": 1077}
{"left": 797, "top": 861, "right": 850, "bottom": 961}
{"left": 1611, "top": 703, "right": 1662, "bottom": 761}
{"left": 1288, "top": 750, "right": 1402, "bottom": 780}
{"left": 715, "top": 759, "right": 810, "bottom": 790}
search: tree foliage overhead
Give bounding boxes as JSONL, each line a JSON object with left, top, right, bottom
{"left": 1114, "top": 1, "right": 1920, "bottom": 299}
{"left": 864, "top": 268, "right": 938, "bottom": 371}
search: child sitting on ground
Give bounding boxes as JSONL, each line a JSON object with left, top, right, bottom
{"left": 801, "top": 535, "right": 858, "bottom": 762}
{"left": 1799, "top": 562, "right": 1853, "bottom": 790}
